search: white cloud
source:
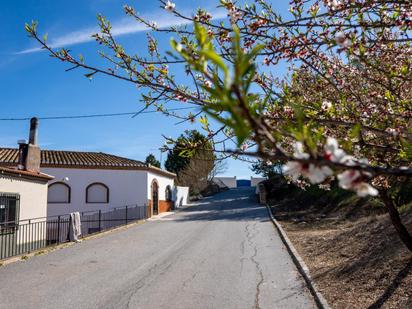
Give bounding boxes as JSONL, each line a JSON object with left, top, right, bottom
{"left": 17, "top": 9, "right": 227, "bottom": 54}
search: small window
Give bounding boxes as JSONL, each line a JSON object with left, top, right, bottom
{"left": 165, "top": 185, "right": 172, "bottom": 202}
{"left": 86, "top": 183, "right": 109, "bottom": 204}
{"left": 0, "top": 193, "right": 20, "bottom": 234}
{"left": 48, "top": 182, "right": 71, "bottom": 203}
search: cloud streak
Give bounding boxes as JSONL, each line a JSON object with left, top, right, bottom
{"left": 17, "top": 9, "right": 227, "bottom": 54}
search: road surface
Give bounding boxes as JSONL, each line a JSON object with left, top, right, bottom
{"left": 0, "top": 188, "right": 315, "bottom": 309}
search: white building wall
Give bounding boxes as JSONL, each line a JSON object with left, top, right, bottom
{"left": 42, "top": 168, "right": 148, "bottom": 217}
{"left": 0, "top": 175, "right": 48, "bottom": 221}
{"left": 0, "top": 174, "right": 49, "bottom": 249}
{"left": 214, "top": 176, "right": 237, "bottom": 188}
{"left": 251, "top": 177, "right": 266, "bottom": 187}
{"left": 173, "top": 186, "right": 189, "bottom": 208}
{"left": 146, "top": 171, "right": 175, "bottom": 201}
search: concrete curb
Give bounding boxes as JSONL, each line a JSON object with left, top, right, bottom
{"left": 265, "top": 204, "right": 331, "bottom": 309}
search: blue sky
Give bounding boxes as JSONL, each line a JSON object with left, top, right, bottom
{"left": 0, "top": 0, "right": 288, "bottom": 179}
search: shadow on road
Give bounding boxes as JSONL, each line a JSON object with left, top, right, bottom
{"left": 172, "top": 188, "right": 270, "bottom": 223}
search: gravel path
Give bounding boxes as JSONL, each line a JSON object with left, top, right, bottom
{"left": 0, "top": 188, "right": 315, "bottom": 309}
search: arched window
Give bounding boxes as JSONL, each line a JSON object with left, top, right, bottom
{"left": 165, "top": 185, "right": 172, "bottom": 202}
{"left": 86, "top": 183, "right": 109, "bottom": 204}
{"left": 48, "top": 182, "right": 71, "bottom": 203}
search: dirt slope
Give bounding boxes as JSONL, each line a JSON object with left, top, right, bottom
{"left": 269, "top": 186, "right": 412, "bottom": 309}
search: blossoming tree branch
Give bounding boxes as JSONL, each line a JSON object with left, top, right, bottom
{"left": 26, "top": 0, "right": 412, "bottom": 250}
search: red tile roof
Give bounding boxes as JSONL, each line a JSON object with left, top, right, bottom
{"left": 0, "top": 148, "right": 175, "bottom": 178}
{"left": 0, "top": 166, "right": 53, "bottom": 181}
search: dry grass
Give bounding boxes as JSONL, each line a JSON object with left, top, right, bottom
{"left": 270, "top": 187, "right": 412, "bottom": 309}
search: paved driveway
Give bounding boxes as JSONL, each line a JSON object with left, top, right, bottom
{"left": 0, "top": 188, "right": 315, "bottom": 309}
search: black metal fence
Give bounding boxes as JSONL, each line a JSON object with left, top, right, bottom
{"left": 0, "top": 204, "right": 148, "bottom": 260}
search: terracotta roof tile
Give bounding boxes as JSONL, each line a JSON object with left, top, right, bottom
{"left": 0, "top": 148, "right": 146, "bottom": 168}
{"left": 0, "top": 166, "right": 53, "bottom": 181}
{"left": 0, "top": 148, "right": 176, "bottom": 178}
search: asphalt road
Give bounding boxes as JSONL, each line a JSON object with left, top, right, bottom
{"left": 0, "top": 188, "right": 315, "bottom": 309}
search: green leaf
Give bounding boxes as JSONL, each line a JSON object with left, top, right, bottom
{"left": 201, "top": 49, "right": 228, "bottom": 75}
{"left": 350, "top": 123, "right": 362, "bottom": 139}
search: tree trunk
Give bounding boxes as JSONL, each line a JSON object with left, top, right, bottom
{"left": 380, "top": 191, "right": 412, "bottom": 252}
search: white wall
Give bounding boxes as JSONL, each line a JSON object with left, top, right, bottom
{"left": 0, "top": 174, "right": 48, "bottom": 221}
{"left": 146, "top": 172, "right": 175, "bottom": 201}
{"left": 173, "top": 186, "right": 189, "bottom": 208}
{"left": 42, "top": 168, "right": 148, "bottom": 217}
{"left": 251, "top": 177, "right": 266, "bottom": 187}
{"left": 214, "top": 176, "right": 237, "bottom": 188}
{"left": 0, "top": 174, "right": 49, "bottom": 249}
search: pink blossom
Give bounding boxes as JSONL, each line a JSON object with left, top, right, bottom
{"left": 164, "top": 1, "right": 175, "bottom": 12}
{"left": 337, "top": 170, "right": 378, "bottom": 197}
{"left": 324, "top": 137, "right": 348, "bottom": 163}
{"left": 283, "top": 161, "right": 333, "bottom": 184}
{"left": 283, "top": 142, "right": 333, "bottom": 184}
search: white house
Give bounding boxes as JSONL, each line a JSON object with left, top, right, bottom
{"left": 213, "top": 176, "right": 237, "bottom": 188}
{"left": 0, "top": 119, "right": 54, "bottom": 258}
{"left": 0, "top": 148, "right": 176, "bottom": 218}
{"left": 0, "top": 167, "right": 52, "bottom": 221}
{"left": 0, "top": 119, "right": 176, "bottom": 219}
{"left": 0, "top": 167, "right": 53, "bottom": 259}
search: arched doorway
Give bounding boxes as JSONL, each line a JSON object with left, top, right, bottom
{"left": 151, "top": 180, "right": 159, "bottom": 215}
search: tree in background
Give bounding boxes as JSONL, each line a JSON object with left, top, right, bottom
{"left": 164, "top": 130, "right": 215, "bottom": 194}
{"left": 209, "top": 159, "right": 228, "bottom": 181}
{"left": 251, "top": 160, "right": 282, "bottom": 179}
{"left": 26, "top": 0, "right": 412, "bottom": 250}
{"left": 145, "top": 153, "right": 161, "bottom": 168}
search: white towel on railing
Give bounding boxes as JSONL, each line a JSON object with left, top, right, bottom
{"left": 69, "top": 212, "right": 82, "bottom": 242}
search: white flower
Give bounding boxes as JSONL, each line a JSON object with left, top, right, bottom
{"left": 324, "top": 137, "right": 346, "bottom": 162}
{"left": 327, "top": 0, "right": 340, "bottom": 10}
{"left": 307, "top": 165, "right": 333, "bottom": 184}
{"left": 282, "top": 161, "right": 304, "bottom": 181}
{"left": 283, "top": 161, "right": 333, "bottom": 184}
{"left": 335, "top": 31, "right": 349, "bottom": 47}
{"left": 324, "top": 137, "right": 356, "bottom": 165}
{"left": 321, "top": 100, "right": 332, "bottom": 110}
{"left": 293, "top": 142, "right": 309, "bottom": 159}
{"left": 228, "top": 7, "right": 243, "bottom": 23}
{"left": 337, "top": 170, "right": 361, "bottom": 190}
{"left": 283, "top": 141, "right": 335, "bottom": 185}
{"left": 337, "top": 170, "right": 378, "bottom": 197}
{"left": 164, "top": 0, "right": 175, "bottom": 11}
{"left": 354, "top": 182, "right": 379, "bottom": 197}
{"left": 385, "top": 127, "right": 398, "bottom": 136}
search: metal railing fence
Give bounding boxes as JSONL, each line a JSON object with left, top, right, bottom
{"left": 0, "top": 204, "right": 148, "bottom": 260}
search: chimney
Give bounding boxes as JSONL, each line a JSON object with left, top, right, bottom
{"left": 29, "top": 117, "right": 39, "bottom": 145}
{"left": 23, "top": 117, "right": 41, "bottom": 172}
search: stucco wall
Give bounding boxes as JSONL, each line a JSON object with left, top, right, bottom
{"left": 214, "top": 177, "right": 237, "bottom": 188}
{"left": 0, "top": 174, "right": 49, "bottom": 250}
{"left": 42, "top": 168, "right": 148, "bottom": 217}
{"left": 0, "top": 175, "right": 48, "bottom": 221}
{"left": 146, "top": 172, "right": 175, "bottom": 201}
{"left": 251, "top": 177, "right": 266, "bottom": 187}
{"left": 147, "top": 172, "right": 175, "bottom": 215}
